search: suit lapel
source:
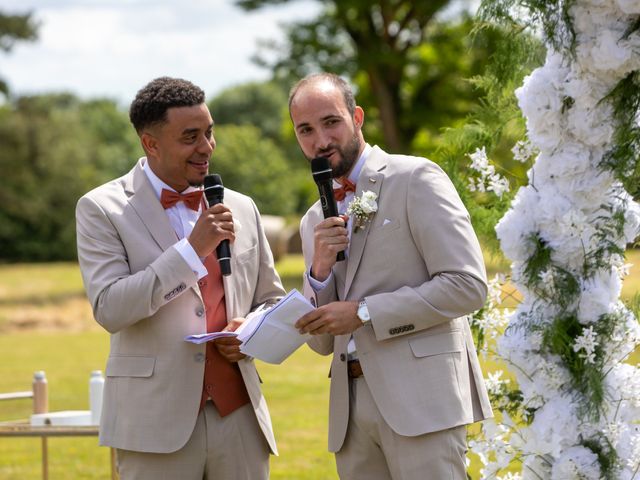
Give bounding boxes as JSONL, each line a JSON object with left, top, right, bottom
{"left": 343, "top": 149, "right": 386, "bottom": 297}
{"left": 128, "top": 160, "right": 179, "bottom": 253}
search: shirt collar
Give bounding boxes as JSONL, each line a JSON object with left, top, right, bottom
{"left": 142, "top": 157, "right": 201, "bottom": 201}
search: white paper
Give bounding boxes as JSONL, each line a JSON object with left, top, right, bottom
{"left": 238, "top": 289, "right": 315, "bottom": 364}
{"left": 184, "top": 331, "right": 238, "bottom": 344}
{"left": 183, "top": 289, "right": 315, "bottom": 364}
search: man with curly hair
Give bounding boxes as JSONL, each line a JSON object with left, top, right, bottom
{"left": 76, "top": 76, "right": 284, "bottom": 479}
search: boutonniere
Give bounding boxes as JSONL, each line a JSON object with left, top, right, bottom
{"left": 346, "top": 190, "right": 378, "bottom": 231}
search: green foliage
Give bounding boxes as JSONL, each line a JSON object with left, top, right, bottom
{"left": 211, "top": 124, "right": 298, "bottom": 216}
{"left": 209, "top": 81, "right": 289, "bottom": 142}
{"left": 0, "top": 94, "right": 139, "bottom": 262}
{"left": 582, "top": 434, "right": 619, "bottom": 479}
{"left": 600, "top": 71, "right": 640, "bottom": 199}
{"left": 540, "top": 315, "right": 605, "bottom": 418}
{"left": 0, "top": 11, "right": 38, "bottom": 95}
{"left": 237, "top": 0, "right": 498, "bottom": 153}
{"left": 434, "top": 24, "right": 544, "bottom": 249}
{"left": 477, "top": 0, "right": 577, "bottom": 53}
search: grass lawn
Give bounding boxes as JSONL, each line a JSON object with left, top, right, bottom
{"left": 0, "top": 249, "right": 638, "bottom": 478}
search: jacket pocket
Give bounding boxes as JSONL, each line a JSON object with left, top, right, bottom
{"left": 106, "top": 355, "right": 155, "bottom": 377}
{"left": 408, "top": 331, "right": 463, "bottom": 358}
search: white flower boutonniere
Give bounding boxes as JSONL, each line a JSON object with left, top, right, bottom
{"left": 347, "top": 190, "right": 378, "bottom": 231}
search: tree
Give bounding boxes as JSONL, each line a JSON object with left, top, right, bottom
{"left": 236, "top": 0, "right": 480, "bottom": 153}
{"left": 0, "top": 94, "right": 139, "bottom": 261}
{"left": 211, "top": 124, "right": 299, "bottom": 216}
{"left": 0, "top": 11, "right": 38, "bottom": 95}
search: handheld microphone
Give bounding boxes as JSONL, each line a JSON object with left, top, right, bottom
{"left": 311, "top": 156, "right": 345, "bottom": 262}
{"left": 203, "top": 174, "right": 232, "bottom": 276}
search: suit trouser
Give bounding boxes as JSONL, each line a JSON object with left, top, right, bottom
{"left": 116, "top": 402, "right": 270, "bottom": 480}
{"left": 335, "top": 376, "right": 468, "bottom": 480}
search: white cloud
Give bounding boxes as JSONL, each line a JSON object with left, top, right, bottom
{"left": 1, "top": 0, "right": 320, "bottom": 103}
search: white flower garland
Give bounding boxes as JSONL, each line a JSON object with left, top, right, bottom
{"left": 468, "top": 0, "right": 640, "bottom": 478}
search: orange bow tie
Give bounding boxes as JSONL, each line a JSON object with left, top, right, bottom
{"left": 160, "top": 188, "right": 203, "bottom": 211}
{"left": 333, "top": 179, "right": 356, "bottom": 202}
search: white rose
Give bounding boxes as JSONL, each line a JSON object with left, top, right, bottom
{"left": 359, "top": 191, "right": 378, "bottom": 214}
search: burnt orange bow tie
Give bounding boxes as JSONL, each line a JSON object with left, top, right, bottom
{"left": 333, "top": 179, "right": 356, "bottom": 202}
{"left": 160, "top": 188, "right": 203, "bottom": 211}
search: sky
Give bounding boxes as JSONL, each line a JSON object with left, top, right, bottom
{"left": 1, "top": 0, "right": 321, "bottom": 104}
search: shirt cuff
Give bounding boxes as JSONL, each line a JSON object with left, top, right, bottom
{"left": 173, "top": 238, "right": 207, "bottom": 279}
{"left": 307, "top": 268, "right": 332, "bottom": 292}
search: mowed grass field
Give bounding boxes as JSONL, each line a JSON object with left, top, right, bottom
{"left": 0, "top": 250, "right": 638, "bottom": 479}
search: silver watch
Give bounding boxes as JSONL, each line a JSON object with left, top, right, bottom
{"left": 357, "top": 300, "right": 371, "bottom": 326}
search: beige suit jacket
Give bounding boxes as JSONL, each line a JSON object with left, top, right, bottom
{"left": 76, "top": 158, "right": 285, "bottom": 454}
{"left": 300, "top": 146, "right": 493, "bottom": 453}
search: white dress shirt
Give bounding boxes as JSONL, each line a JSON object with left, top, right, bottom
{"left": 142, "top": 158, "right": 207, "bottom": 280}
{"left": 307, "top": 144, "right": 372, "bottom": 356}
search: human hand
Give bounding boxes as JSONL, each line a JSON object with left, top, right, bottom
{"left": 188, "top": 203, "right": 235, "bottom": 258}
{"left": 295, "top": 301, "right": 360, "bottom": 336}
{"left": 213, "top": 317, "right": 246, "bottom": 362}
{"left": 310, "top": 216, "right": 349, "bottom": 281}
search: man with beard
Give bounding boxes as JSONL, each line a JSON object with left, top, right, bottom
{"left": 76, "top": 77, "right": 284, "bottom": 479}
{"left": 290, "top": 73, "right": 493, "bottom": 479}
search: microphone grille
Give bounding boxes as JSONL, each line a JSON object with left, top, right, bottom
{"left": 204, "top": 173, "right": 223, "bottom": 188}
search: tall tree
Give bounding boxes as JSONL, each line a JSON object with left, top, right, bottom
{"left": 0, "top": 10, "right": 38, "bottom": 95}
{"left": 236, "top": 0, "right": 471, "bottom": 153}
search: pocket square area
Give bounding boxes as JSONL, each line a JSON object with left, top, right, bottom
{"left": 383, "top": 218, "right": 392, "bottom": 226}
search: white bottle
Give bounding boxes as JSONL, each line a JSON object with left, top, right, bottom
{"left": 89, "top": 370, "right": 105, "bottom": 425}
{"left": 32, "top": 370, "right": 48, "bottom": 414}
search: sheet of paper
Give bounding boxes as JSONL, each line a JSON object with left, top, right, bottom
{"left": 238, "top": 289, "right": 315, "bottom": 364}
{"left": 184, "top": 289, "right": 315, "bottom": 364}
{"left": 184, "top": 331, "right": 237, "bottom": 344}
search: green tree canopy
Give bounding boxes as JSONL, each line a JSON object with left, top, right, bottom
{"left": 0, "top": 94, "right": 139, "bottom": 262}
{"left": 211, "top": 124, "right": 299, "bottom": 216}
{"left": 236, "top": 0, "right": 485, "bottom": 153}
{"left": 0, "top": 10, "right": 38, "bottom": 95}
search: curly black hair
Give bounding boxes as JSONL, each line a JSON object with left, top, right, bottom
{"left": 129, "top": 77, "right": 205, "bottom": 133}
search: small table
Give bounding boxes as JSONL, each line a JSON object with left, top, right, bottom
{"left": 0, "top": 421, "right": 117, "bottom": 480}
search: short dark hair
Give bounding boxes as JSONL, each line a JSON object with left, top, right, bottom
{"left": 288, "top": 73, "right": 356, "bottom": 116}
{"left": 129, "top": 77, "right": 205, "bottom": 133}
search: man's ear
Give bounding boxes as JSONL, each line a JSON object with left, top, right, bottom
{"left": 140, "top": 131, "right": 157, "bottom": 156}
{"left": 354, "top": 106, "right": 364, "bottom": 130}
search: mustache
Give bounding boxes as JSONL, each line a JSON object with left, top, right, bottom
{"left": 317, "top": 145, "right": 340, "bottom": 156}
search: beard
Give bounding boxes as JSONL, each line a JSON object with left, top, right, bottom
{"left": 316, "top": 133, "right": 362, "bottom": 179}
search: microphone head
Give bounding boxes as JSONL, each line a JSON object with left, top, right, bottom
{"left": 311, "top": 156, "right": 333, "bottom": 184}
{"left": 204, "top": 173, "right": 224, "bottom": 202}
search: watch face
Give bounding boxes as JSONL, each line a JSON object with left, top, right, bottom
{"left": 358, "top": 303, "right": 370, "bottom": 321}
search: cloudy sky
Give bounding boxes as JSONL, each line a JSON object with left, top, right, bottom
{"left": 1, "top": 0, "right": 321, "bottom": 104}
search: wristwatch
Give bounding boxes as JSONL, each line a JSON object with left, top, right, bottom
{"left": 357, "top": 299, "right": 371, "bottom": 326}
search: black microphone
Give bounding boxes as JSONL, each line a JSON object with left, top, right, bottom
{"left": 203, "top": 174, "right": 232, "bottom": 276}
{"left": 311, "top": 156, "right": 345, "bottom": 262}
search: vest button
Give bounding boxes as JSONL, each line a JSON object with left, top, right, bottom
{"left": 194, "top": 353, "right": 205, "bottom": 362}
{"left": 196, "top": 308, "right": 204, "bottom": 317}
{"left": 339, "top": 353, "right": 346, "bottom": 362}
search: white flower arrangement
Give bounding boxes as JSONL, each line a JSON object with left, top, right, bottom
{"left": 346, "top": 190, "right": 378, "bottom": 231}
{"left": 468, "top": 0, "right": 640, "bottom": 477}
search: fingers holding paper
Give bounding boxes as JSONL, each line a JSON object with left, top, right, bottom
{"left": 296, "top": 301, "right": 361, "bottom": 336}
{"left": 213, "top": 317, "right": 247, "bottom": 362}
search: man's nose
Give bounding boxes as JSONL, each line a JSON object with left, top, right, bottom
{"left": 198, "top": 135, "right": 215, "bottom": 154}
{"left": 316, "top": 130, "right": 332, "bottom": 151}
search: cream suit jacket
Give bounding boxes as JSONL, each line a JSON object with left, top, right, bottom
{"left": 300, "top": 146, "right": 493, "bottom": 453}
{"left": 76, "top": 158, "right": 285, "bottom": 454}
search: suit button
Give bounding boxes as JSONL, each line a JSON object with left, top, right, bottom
{"left": 196, "top": 308, "right": 204, "bottom": 317}
{"left": 194, "top": 353, "right": 205, "bottom": 362}
{"left": 339, "top": 353, "right": 346, "bottom": 362}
